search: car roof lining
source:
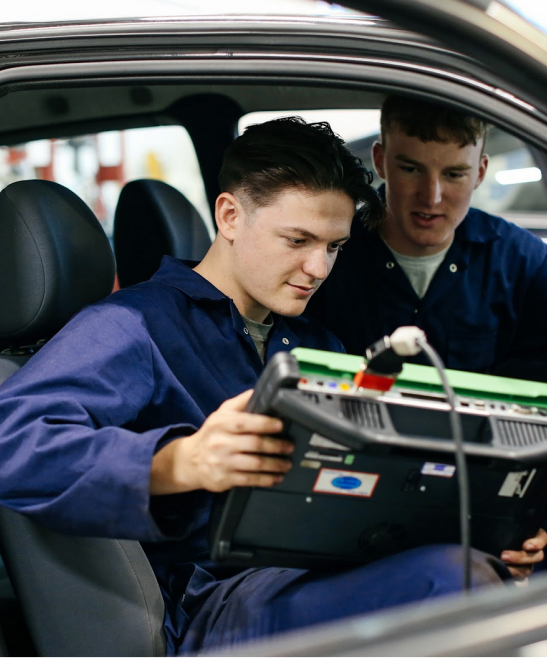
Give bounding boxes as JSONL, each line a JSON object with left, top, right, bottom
{"left": 0, "top": 80, "right": 386, "bottom": 145}
{"left": 0, "top": 72, "right": 544, "bottom": 147}
{"left": 0, "top": 52, "right": 544, "bottom": 137}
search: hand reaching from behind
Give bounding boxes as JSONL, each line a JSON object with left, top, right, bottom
{"left": 501, "top": 528, "right": 547, "bottom": 582}
{"left": 150, "top": 390, "right": 294, "bottom": 495}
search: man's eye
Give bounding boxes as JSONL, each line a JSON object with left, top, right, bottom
{"left": 447, "top": 171, "right": 465, "bottom": 179}
{"left": 287, "top": 237, "right": 305, "bottom": 246}
{"left": 328, "top": 243, "right": 343, "bottom": 252}
{"left": 400, "top": 165, "right": 416, "bottom": 173}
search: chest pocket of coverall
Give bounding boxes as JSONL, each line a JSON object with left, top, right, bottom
{"left": 447, "top": 332, "right": 497, "bottom": 372}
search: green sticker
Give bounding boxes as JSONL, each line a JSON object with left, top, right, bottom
{"left": 344, "top": 454, "right": 355, "bottom": 465}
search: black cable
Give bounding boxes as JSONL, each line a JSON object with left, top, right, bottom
{"left": 416, "top": 336, "right": 472, "bottom": 592}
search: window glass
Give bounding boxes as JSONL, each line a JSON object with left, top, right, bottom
{"left": 239, "top": 109, "right": 381, "bottom": 144}
{"left": 471, "top": 131, "right": 547, "bottom": 238}
{"left": 0, "top": 125, "right": 214, "bottom": 239}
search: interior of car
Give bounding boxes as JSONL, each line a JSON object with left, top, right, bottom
{"left": 1, "top": 5, "right": 547, "bottom": 656}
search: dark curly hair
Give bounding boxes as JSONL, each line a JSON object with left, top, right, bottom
{"left": 219, "top": 116, "right": 384, "bottom": 228}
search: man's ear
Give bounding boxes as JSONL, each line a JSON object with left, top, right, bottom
{"left": 372, "top": 141, "right": 386, "bottom": 180}
{"left": 475, "top": 153, "right": 489, "bottom": 189}
{"left": 215, "top": 192, "right": 242, "bottom": 241}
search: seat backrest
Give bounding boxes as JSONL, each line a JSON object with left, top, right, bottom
{"left": 0, "top": 180, "right": 166, "bottom": 656}
{"left": 113, "top": 178, "right": 212, "bottom": 288}
{"left": 0, "top": 179, "right": 115, "bottom": 353}
{"left": 0, "top": 509, "right": 166, "bottom": 656}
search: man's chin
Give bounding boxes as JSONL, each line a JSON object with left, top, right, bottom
{"left": 408, "top": 230, "right": 455, "bottom": 254}
{"left": 270, "top": 300, "right": 308, "bottom": 318}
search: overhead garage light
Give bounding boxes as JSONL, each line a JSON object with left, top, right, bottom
{"left": 495, "top": 167, "right": 542, "bottom": 185}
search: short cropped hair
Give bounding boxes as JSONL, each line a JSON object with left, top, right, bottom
{"left": 380, "top": 95, "right": 490, "bottom": 147}
{"left": 219, "top": 116, "right": 384, "bottom": 227}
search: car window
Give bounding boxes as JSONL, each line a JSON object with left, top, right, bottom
{"left": 239, "top": 108, "right": 381, "bottom": 145}
{"left": 241, "top": 110, "right": 547, "bottom": 242}
{"left": 472, "top": 130, "right": 547, "bottom": 239}
{"left": 0, "top": 125, "right": 214, "bottom": 240}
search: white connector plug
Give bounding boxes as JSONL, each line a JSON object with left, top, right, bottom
{"left": 389, "top": 326, "right": 427, "bottom": 357}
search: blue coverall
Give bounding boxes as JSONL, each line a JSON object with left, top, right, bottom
{"left": 0, "top": 258, "right": 508, "bottom": 654}
{"left": 308, "top": 208, "right": 547, "bottom": 381}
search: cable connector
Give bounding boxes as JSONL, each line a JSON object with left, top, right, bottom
{"left": 365, "top": 326, "right": 426, "bottom": 376}
{"left": 389, "top": 326, "right": 426, "bottom": 357}
{"left": 354, "top": 326, "right": 427, "bottom": 394}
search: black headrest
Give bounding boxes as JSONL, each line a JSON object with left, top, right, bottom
{"left": 113, "top": 179, "right": 212, "bottom": 288}
{"left": 0, "top": 180, "right": 115, "bottom": 348}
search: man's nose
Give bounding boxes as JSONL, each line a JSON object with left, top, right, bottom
{"left": 303, "top": 249, "right": 329, "bottom": 281}
{"left": 418, "top": 176, "right": 442, "bottom": 207}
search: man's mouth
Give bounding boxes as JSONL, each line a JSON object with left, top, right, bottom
{"left": 288, "top": 283, "right": 315, "bottom": 296}
{"left": 412, "top": 212, "right": 444, "bottom": 224}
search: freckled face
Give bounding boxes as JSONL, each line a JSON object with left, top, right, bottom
{"left": 373, "top": 127, "right": 488, "bottom": 256}
{"left": 229, "top": 188, "right": 354, "bottom": 322}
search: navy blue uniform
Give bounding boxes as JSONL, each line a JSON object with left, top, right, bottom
{"left": 308, "top": 209, "right": 547, "bottom": 381}
{"left": 0, "top": 258, "right": 507, "bottom": 654}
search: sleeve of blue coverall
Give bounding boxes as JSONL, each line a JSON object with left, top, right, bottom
{"left": 0, "top": 303, "right": 196, "bottom": 541}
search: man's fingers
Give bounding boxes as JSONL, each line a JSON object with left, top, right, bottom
{"left": 523, "top": 528, "right": 547, "bottom": 552}
{"left": 235, "top": 435, "right": 294, "bottom": 455}
{"left": 214, "top": 391, "right": 285, "bottom": 435}
{"left": 507, "top": 564, "right": 534, "bottom": 580}
{"left": 230, "top": 452, "right": 292, "bottom": 474}
{"left": 231, "top": 471, "right": 286, "bottom": 488}
{"left": 501, "top": 549, "right": 544, "bottom": 566}
{"left": 502, "top": 528, "right": 547, "bottom": 565}
{"left": 218, "top": 389, "right": 254, "bottom": 412}
{"left": 193, "top": 393, "right": 294, "bottom": 493}
{"left": 215, "top": 410, "right": 284, "bottom": 436}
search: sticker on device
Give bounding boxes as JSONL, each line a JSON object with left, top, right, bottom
{"left": 421, "top": 462, "right": 456, "bottom": 478}
{"left": 313, "top": 468, "right": 379, "bottom": 497}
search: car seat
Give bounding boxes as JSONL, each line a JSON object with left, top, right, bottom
{"left": 113, "top": 178, "right": 212, "bottom": 288}
{"left": 0, "top": 180, "right": 166, "bottom": 656}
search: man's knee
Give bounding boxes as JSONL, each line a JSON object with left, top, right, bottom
{"left": 415, "top": 544, "right": 510, "bottom": 589}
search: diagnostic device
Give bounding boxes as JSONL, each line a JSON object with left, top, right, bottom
{"left": 210, "top": 348, "right": 547, "bottom": 569}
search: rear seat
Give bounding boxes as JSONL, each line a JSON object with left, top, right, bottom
{"left": 113, "top": 178, "right": 212, "bottom": 287}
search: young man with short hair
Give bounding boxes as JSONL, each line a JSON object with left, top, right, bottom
{"left": 309, "top": 96, "right": 547, "bottom": 382}
{"left": 0, "top": 117, "right": 534, "bottom": 655}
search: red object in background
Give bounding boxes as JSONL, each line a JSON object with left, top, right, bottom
{"left": 7, "top": 144, "right": 56, "bottom": 180}
{"left": 7, "top": 146, "right": 27, "bottom": 165}
{"left": 96, "top": 163, "right": 125, "bottom": 184}
{"left": 7, "top": 137, "right": 125, "bottom": 294}
{"left": 35, "top": 162, "right": 55, "bottom": 181}
{"left": 353, "top": 370, "right": 396, "bottom": 392}
{"left": 95, "top": 132, "right": 125, "bottom": 185}
{"left": 34, "top": 141, "right": 55, "bottom": 181}
{"left": 94, "top": 133, "right": 125, "bottom": 294}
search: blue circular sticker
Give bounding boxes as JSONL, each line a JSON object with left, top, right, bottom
{"left": 332, "top": 476, "right": 362, "bottom": 490}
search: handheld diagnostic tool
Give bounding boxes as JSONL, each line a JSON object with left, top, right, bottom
{"left": 210, "top": 348, "right": 547, "bottom": 570}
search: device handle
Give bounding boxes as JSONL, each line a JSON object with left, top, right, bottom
{"left": 245, "top": 351, "right": 301, "bottom": 415}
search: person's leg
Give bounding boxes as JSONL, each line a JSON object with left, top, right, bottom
{"left": 180, "top": 544, "right": 509, "bottom": 654}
